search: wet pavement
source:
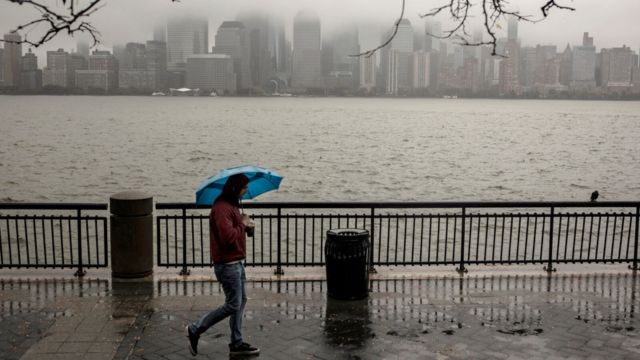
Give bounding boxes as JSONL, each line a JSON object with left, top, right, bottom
{"left": 1, "top": 268, "right": 640, "bottom": 359}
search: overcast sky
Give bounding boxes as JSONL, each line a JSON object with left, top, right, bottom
{"left": 1, "top": 0, "right": 639, "bottom": 65}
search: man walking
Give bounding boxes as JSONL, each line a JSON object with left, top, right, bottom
{"left": 186, "top": 174, "right": 260, "bottom": 357}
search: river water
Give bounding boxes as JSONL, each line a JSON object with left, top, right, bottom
{"left": 1, "top": 96, "right": 639, "bottom": 204}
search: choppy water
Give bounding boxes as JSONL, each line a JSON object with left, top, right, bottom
{"left": 1, "top": 96, "right": 639, "bottom": 203}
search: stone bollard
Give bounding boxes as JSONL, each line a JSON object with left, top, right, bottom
{"left": 110, "top": 191, "right": 153, "bottom": 278}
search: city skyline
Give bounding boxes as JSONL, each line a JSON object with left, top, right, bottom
{"left": 1, "top": 0, "right": 640, "bottom": 68}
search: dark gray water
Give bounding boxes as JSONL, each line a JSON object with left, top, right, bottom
{"left": 1, "top": 96, "right": 639, "bottom": 203}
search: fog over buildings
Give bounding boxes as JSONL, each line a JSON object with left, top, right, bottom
{"left": 1, "top": 0, "right": 639, "bottom": 97}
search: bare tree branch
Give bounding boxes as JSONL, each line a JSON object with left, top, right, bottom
{"left": 1, "top": 0, "right": 106, "bottom": 47}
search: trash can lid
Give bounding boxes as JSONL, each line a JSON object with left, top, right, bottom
{"left": 327, "top": 228, "right": 369, "bottom": 237}
{"left": 110, "top": 191, "right": 153, "bottom": 216}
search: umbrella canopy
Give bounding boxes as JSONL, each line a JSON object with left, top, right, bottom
{"left": 195, "top": 165, "right": 283, "bottom": 205}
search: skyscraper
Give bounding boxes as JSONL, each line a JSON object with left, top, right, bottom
{"left": 20, "top": 49, "right": 41, "bottom": 91}
{"left": 412, "top": 51, "right": 430, "bottom": 89}
{"left": 3, "top": 32, "right": 22, "bottom": 88}
{"left": 213, "top": 21, "right": 251, "bottom": 90}
{"left": 237, "top": 11, "right": 273, "bottom": 89}
{"left": 292, "top": 9, "right": 322, "bottom": 91}
{"left": 424, "top": 20, "right": 441, "bottom": 52}
{"left": 268, "top": 18, "right": 290, "bottom": 76}
{"left": 330, "top": 24, "right": 360, "bottom": 90}
{"left": 571, "top": 32, "right": 596, "bottom": 89}
{"left": 386, "top": 18, "right": 413, "bottom": 94}
{"left": 166, "top": 17, "right": 208, "bottom": 71}
{"left": 146, "top": 40, "right": 168, "bottom": 91}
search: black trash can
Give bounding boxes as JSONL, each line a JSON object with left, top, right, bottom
{"left": 325, "top": 228, "right": 370, "bottom": 300}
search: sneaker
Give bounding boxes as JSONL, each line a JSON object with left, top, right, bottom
{"left": 185, "top": 325, "right": 199, "bottom": 356}
{"left": 229, "top": 342, "right": 260, "bottom": 356}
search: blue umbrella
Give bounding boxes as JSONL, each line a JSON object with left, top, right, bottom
{"left": 195, "top": 165, "right": 283, "bottom": 205}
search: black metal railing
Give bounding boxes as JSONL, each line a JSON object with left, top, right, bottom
{"left": 0, "top": 203, "right": 109, "bottom": 276}
{"left": 155, "top": 201, "right": 640, "bottom": 275}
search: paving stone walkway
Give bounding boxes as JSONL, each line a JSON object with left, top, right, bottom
{"left": 1, "top": 270, "right": 639, "bottom": 359}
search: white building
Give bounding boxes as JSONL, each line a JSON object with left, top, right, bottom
{"left": 291, "top": 9, "right": 322, "bottom": 91}
{"left": 412, "top": 51, "right": 430, "bottom": 89}
{"left": 186, "top": 54, "right": 236, "bottom": 94}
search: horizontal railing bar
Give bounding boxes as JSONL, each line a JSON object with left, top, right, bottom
{"left": 0, "top": 203, "right": 108, "bottom": 210}
{"left": 156, "top": 201, "right": 640, "bottom": 210}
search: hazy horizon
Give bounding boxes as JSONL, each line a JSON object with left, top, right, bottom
{"left": 1, "top": 0, "right": 639, "bottom": 66}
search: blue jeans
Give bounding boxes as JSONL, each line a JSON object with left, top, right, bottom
{"left": 190, "top": 262, "right": 247, "bottom": 347}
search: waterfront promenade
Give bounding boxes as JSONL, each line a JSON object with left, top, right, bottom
{"left": 1, "top": 265, "right": 639, "bottom": 360}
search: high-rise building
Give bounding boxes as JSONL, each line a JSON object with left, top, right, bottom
{"left": 146, "top": 40, "right": 167, "bottom": 91}
{"left": 268, "top": 17, "right": 290, "bottom": 76}
{"left": 75, "top": 50, "right": 117, "bottom": 91}
{"left": 186, "top": 54, "right": 236, "bottom": 94}
{"left": 386, "top": 19, "right": 413, "bottom": 94}
{"left": 424, "top": 20, "right": 441, "bottom": 52}
{"left": 3, "top": 32, "right": 22, "bottom": 88}
{"left": 330, "top": 25, "right": 360, "bottom": 90}
{"left": 43, "top": 49, "right": 71, "bottom": 88}
{"left": 520, "top": 46, "right": 537, "bottom": 88}
{"left": 118, "top": 43, "right": 155, "bottom": 91}
{"left": 292, "top": 9, "right": 322, "bottom": 91}
{"left": 558, "top": 44, "right": 572, "bottom": 87}
{"left": 392, "top": 19, "right": 414, "bottom": 53}
{"left": 213, "top": 21, "right": 251, "bottom": 90}
{"left": 68, "top": 53, "right": 88, "bottom": 88}
{"left": 237, "top": 11, "right": 273, "bottom": 89}
{"left": 166, "top": 17, "right": 208, "bottom": 71}
{"left": 534, "top": 45, "right": 558, "bottom": 86}
{"left": 571, "top": 32, "right": 596, "bottom": 89}
{"left": 412, "top": 50, "right": 430, "bottom": 89}
{"left": 359, "top": 55, "right": 376, "bottom": 91}
{"left": 20, "top": 49, "right": 41, "bottom": 91}
{"left": 600, "top": 46, "right": 635, "bottom": 89}
{"left": 386, "top": 49, "right": 400, "bottom": 94}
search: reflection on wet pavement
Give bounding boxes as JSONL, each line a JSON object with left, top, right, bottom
{"left": 0, "top": 273, "right": 638, "bottom": 359}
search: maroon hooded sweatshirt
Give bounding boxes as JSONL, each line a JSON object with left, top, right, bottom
{"left": 209, "top": 199, "right": 246, "bottom": 263}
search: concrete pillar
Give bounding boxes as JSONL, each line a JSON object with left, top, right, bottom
{"left": 110, "top": 191, "right": 153, "bottom": 278}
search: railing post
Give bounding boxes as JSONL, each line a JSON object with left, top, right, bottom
{"left": 368, "top": 207, "right": 377, "bottom": 273}
{"left": 180, "top": 208, "right": 190, "bottom": 275}
{"left": 274, "top": 207, "right": 284, "bottom": 275}
{"left": 457, "top": 207, "right": 467, "bottom": 274}
{"left": 630, "top": 206, "right": 639, "bottom": 271}
{"left": 544, "top": 206, "right": 557, "bottom": 272}
{"left": 74, "top": 209, "right": 86, "bottom": 277}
